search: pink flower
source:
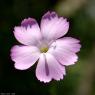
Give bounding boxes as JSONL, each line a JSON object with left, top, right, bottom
{"left": 10, "top": 11, "right": 81, "bottom": 83}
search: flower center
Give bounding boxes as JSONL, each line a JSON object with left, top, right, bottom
{"left": 40, "top": 46, "right": 48, "bottom": 53}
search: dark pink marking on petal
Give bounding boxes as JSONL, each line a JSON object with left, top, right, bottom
{"left": 42, "top": 11, "right": 57, "bottom": 20}
{"left": 21, "top": 18, "right": 36, "bottom": 27}
{"left": 42, "top": 11, "right": 51, "bottom": 20}
{"left": 45, "top": 56, "right": 49, "bottom": 76}
{"left": 51, "top": 12, "right": 57, "bottom": 18}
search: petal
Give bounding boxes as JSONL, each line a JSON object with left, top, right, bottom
{"left": 45, "top": 53, "right": 66, "bottom": 80}
{"left": 11, "top": 45, "right": 40, "bottom": 70}
{"left": 41, "top": 11, "right": 69, "bottom": 40}
{"left": 21, "top": 18, "right": 37, "bottom": 27}
{"left": 55, "top": 37, "right": 81, "bottom": 53}
{"left": 14, "top": 18, "right": 42, "bottom": 45}
{"left": 36, "top": 53, "right": 52, "bottom": 83}
{"left": 48, "top": 37, "right": 81, "bottom": 66}
{"left": 36, "top": 53, "right": 66, "bottom": 83}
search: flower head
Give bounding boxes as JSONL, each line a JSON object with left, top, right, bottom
{"left": 10, "top": 11, "right": 81, "bottom": 83}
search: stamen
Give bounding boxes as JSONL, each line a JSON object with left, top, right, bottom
{"left": 40, "top": 46, "right": 48, "bottom": 53}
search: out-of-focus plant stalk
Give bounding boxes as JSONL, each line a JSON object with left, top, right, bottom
{"left": 55, "top": 0, "right": 88, "bottom": 16}
{"left": 76, "top": 47, "right": 95, "bottom": 95}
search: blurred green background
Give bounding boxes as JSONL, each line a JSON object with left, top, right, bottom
{"left": 0, "top": 0, "right": 95, "bottom": 95}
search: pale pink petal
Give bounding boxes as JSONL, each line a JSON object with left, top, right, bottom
{"left": 11, "top": 45, "right": 40, "bottom": 70}
{"left": 55, "top": 37, "right": 81, "bottom": 53}
{"left": 48, "top": 37, "right": 81, "bottom": 66}
{"left": 14, "top": 18, "right": 42, "bottom": 45}
{"left": 45, "top": 53, "right": 66, "bottom": 80}
{"left": 36, "top": 53, "right": 66, "bottom": 83}
{"left": 36, "top": 53, "right": 52, "bottom": 83}
{"left": 41, "top": 11, "right": 69, "bottom": 40}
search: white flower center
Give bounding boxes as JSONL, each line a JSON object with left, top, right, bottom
{"left": 38, "top": 39, "right": 54, "bottom": 53}
{"left": 38, "top": 40, "right": 49, "bottom": 53}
